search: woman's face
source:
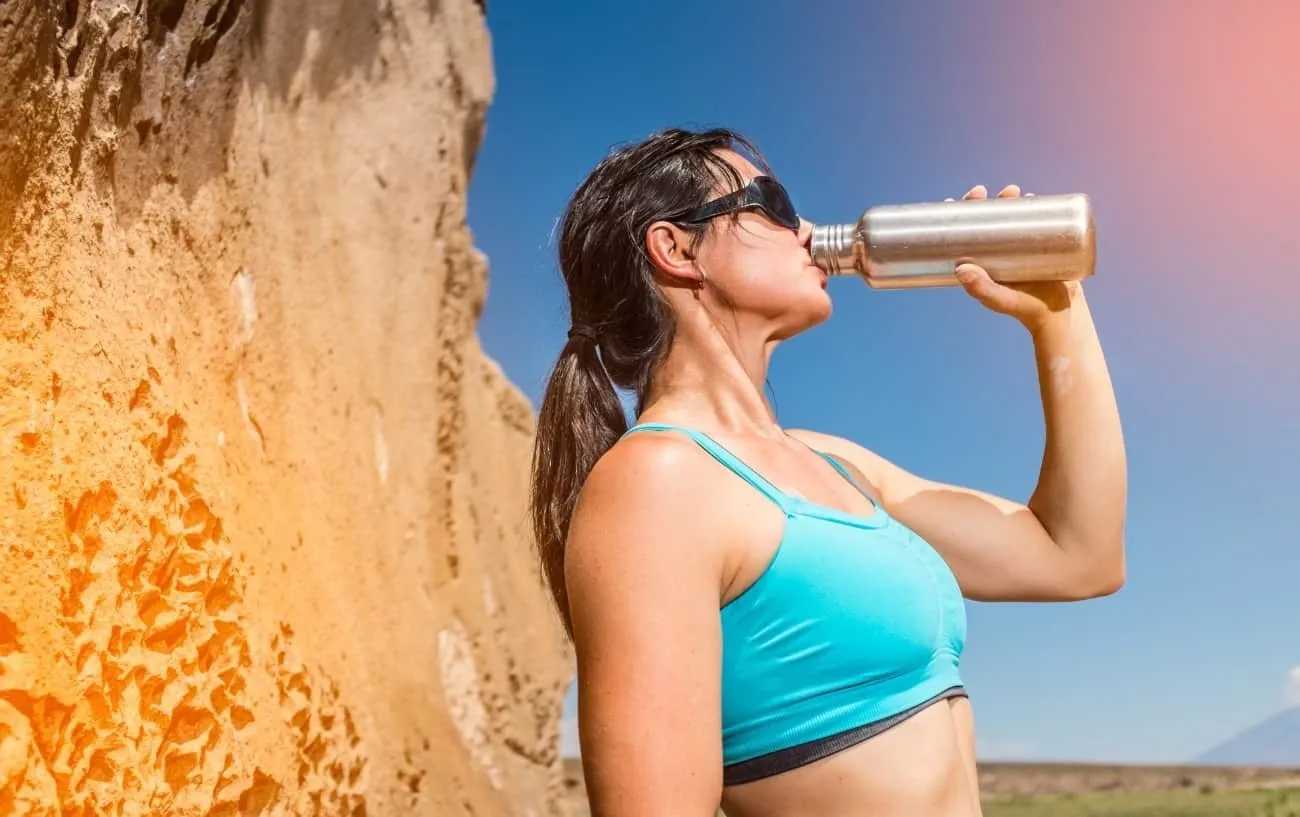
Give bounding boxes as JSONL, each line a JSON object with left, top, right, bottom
{"left": 686, "top": 151, "right": 831, "bottom": 341}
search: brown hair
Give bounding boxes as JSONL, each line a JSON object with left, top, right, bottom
{"left": 529, "top": 127, "right": 769, "bottom": 637}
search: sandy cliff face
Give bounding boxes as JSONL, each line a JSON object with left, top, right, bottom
{"left": 0, "top": 0, "right": 571, "bottom": 814}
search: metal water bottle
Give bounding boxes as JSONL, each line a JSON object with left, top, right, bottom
{"left": 809, "top": 193, "right": 1095, "bottom": 289}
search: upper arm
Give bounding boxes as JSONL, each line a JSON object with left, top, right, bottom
{"left": 565, "top": 434, "right": 726, "bottom": 817}
{"left": 788, "top": 429, "right": 1113, "bottom": 602}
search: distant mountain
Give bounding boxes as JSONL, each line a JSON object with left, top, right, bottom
{"left": 1193, "top": 707, "right": 1300, "bottom": 766}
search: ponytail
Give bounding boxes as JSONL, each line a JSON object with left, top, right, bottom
{"left": 530, "top": 332, "right": 627, "bottom": 637}
{"left": 527, "top": 126, "right": 769, "bottom": 637}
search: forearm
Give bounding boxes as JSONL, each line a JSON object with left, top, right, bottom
{"left": 1026, "top": 287, "right": 1127, "bottom": 586}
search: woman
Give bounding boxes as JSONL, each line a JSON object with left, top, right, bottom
{"left": 530, "top": 128, "right": 1126, "bottom": 817}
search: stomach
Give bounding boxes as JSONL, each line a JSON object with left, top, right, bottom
{"left": 719, "top": 696, "right": 982, "bottom": 817}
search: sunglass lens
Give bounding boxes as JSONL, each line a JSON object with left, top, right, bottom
{"left": 755, "top": 177, "right": 799, "bottom": 229}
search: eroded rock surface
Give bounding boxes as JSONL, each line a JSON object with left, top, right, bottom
{"left": 0, "top": 0, "right": 571, "bottom": 813}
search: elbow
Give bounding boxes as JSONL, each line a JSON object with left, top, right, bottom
{"left": 1056, "top": 535, "right": 1125, "bottom": 600}
{"left": 1073, "top": 544, "right": 1126, "bottom": 599}
{"left": 1089, "top": 563, "right": 1126, "bottom": 598}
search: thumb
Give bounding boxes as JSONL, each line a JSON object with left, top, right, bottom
{"left": 956, "top": 262, "right": 1013, "bottom": 310}
{"left": 955, "top": 262, "right": 993, "bottom": 296}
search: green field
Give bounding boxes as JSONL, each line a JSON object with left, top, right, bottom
{"left": 568, "top": 786, "right": 1300, "bottom": 817}
{"left": 984, "top": 787, "right": 1300, "bottom": 817}
{"left": 563, "top": 759, "right": 1300, "bottom": 817}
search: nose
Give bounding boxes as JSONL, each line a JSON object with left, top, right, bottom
{"left": 797, "top": 217, "right": 814, "bottom": 249}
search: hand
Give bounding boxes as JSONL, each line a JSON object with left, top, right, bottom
{"left": 947, "top": 184, "right": 1080, "bottom": 332}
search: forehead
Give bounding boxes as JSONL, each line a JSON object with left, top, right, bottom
{"left": 704, "top": 149, "right": 772, "bottom": 204}
{"left": 714, "top": 148, "right": 764, "bottom": 183}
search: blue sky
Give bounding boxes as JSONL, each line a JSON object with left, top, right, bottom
{"left": 467, "top": 0, "right": 1300, "bottom": 763}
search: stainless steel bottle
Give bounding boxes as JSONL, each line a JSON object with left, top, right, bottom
{"left": 809, "top": 193, "right": 1095, "bottom": 289}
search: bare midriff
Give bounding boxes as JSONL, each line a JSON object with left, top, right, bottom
{"left": 720, "top": 696, "right": 982, "bottom": 817}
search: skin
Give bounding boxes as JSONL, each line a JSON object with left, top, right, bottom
{"left": 564, "top": 149, "right": 1126, "bottom": 817}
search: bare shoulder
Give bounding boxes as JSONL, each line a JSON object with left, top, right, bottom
{"left": 563, "top": 430, "right": 732, "bottom": 814}
{"left": 569, "top": 428, "right": 722, "bottom": 546}
{"left": 571, "top": 430, "right": 706, "bottom": 526}
{"left": 565, "top": 429, "right": 729, "bottom": 619}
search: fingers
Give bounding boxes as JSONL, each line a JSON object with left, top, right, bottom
{"left": 951, "top": 184, "right": 1029, "bottom": 204}
{"left": 955, "top": 262, "right": 991, "bottom": 290}
{"left": 956, "top": 261, "right": 1017, "bottom": 313}
{"left": 955, "top": 184, "right": 1028, "bottom": 202}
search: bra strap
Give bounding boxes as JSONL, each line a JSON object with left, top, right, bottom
{"left": 815, "top": 450, "right": 880, "bottom": 509}
{"left": 623, "top": 423, "right": 790, "bottom": 513}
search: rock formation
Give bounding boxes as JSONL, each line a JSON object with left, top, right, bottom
{"left": 0, "top": 0, "right": 572, "bottom": 814}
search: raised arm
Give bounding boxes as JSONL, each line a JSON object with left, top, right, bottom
{"left": 564, "top": 434, "right": 729, "bottom": 817}
{"left": 790, "top": 185, "right": 1126, "bottom": 603}
{"left": 794, "top": 281, "right": 1125, "bottom": 602}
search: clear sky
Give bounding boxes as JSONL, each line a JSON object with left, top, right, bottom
{"left": 467, "top": 0, "right": 1300, "bottom": 764}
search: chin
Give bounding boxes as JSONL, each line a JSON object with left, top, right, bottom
{"left": 775, "top": 291, "right": 832, "bottom": 339}
{"left": 803, "top": 286, "right": 834, "bottom": 323}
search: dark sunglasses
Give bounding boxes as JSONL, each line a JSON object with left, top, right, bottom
{"left": 671, "top": 175, "right": 801, "bottom": 232}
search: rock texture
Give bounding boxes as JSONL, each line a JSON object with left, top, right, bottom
{"left": 0, "top": 0, "right": 572, "bottom": 814}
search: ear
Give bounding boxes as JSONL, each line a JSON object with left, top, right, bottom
{"left": 645, "top": 220, "right": 705, "bottom": 288}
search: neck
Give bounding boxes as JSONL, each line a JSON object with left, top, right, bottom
{"left": 640, "top": 317, "right": 781, "bottom": 438}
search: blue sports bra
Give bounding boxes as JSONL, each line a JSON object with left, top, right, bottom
{"left": 623, "top": 423, "right": 968, "bottom": 785}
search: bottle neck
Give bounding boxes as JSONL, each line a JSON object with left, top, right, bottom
{"left": 809, "top": 223, "right": 857, "bottom": 275}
